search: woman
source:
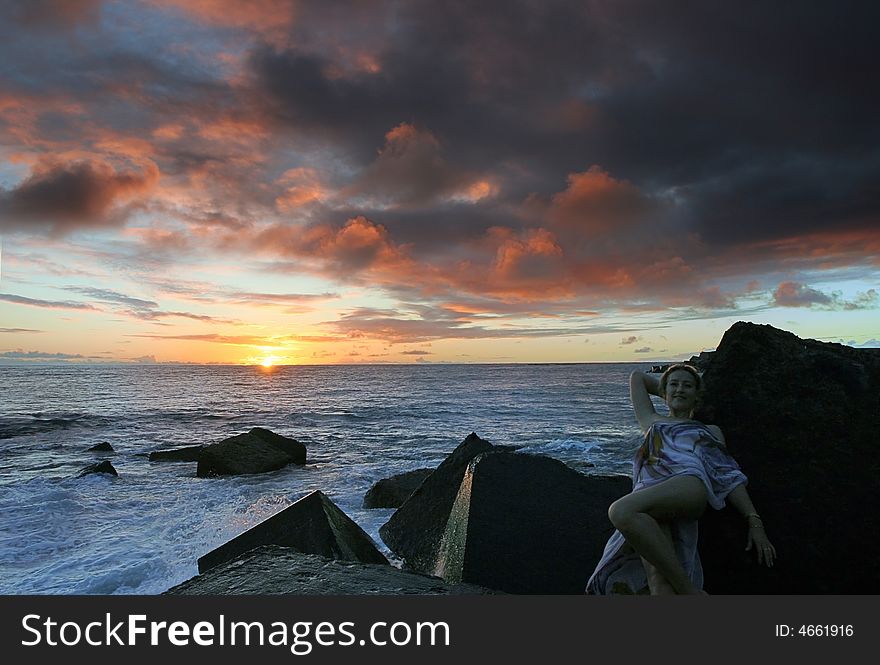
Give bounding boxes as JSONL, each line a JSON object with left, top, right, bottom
{"left": 586, "top": 364, "right": 776, "bottom": 594}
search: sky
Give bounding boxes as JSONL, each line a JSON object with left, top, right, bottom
{"left": 1, "top": 0, "right": 878, "bottom": 365}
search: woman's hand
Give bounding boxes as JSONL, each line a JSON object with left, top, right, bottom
{"left": 745, "top": 524, "right": 777, "bottom": 567}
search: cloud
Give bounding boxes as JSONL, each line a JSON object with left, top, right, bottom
{"left": 538, "top": 166, "right": 656, "bottom": 232}
{"left": 0, "top": 0, "right": 102, "bottom": 29}
{"left": 0, "top": 292, "right": 99, "bottom": 310}
{"left": 0, "top": 328, "right": 44, "bottom": 333}
{"left": 126, "top": 333, "right": 277, "bottom": 345}
{"left": 345, "top": 123, "right": 495, "bottom": 207}
{"left": 844, "top": 338, "right": 880, "bottom": 348}
{"left": 324, "top": 305, "right": 643, "bottom": 344}
{"left": 773, "top": 282, "right": 878, "bottom": 310}
{"left": 0, "top": 349, "right": 85, "bottom": 359}
{"left": 0, "top": 159, "right": 159, "bottom": 236}
{"left": 62, "top": 286, "right": 159, "bottom": 310}
{"left": 620, "top": 335, "right": 640, "bottom": 345}
{"left": 1, "top": 0, "right": 878, "bottom": 333}
{"left": 634, "top": 347, "right": 654, "bottom": 353}
{"left": 253, "top": 215, "right": 413, "bottom": 276}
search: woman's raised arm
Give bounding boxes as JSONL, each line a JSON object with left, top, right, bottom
{"left": 629, "top": 370, "right": 661, "bottom": 431}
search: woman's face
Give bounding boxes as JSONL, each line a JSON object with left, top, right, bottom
{"left": 664, "top": 370, "right": 699, "bottom": 413}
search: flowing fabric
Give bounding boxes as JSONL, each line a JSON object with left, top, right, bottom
{"left": 585, "top": 420, "right": 748, "bottom": 594}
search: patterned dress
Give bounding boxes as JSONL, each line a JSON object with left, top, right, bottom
{"left": 585, "top": 419, "right": 748, "bottom": 594}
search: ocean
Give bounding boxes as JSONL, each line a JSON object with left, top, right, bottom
{"left": 0, "top": 363, "right": 647, "bottom": 594}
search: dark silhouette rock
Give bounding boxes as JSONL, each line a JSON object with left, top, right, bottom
{"left": 379, "top": 433, "right": 494, "bottom": 573}
{"left": 149, "top": 445, "right": 204, "bottom": 462}
{"left": 78, "top": 460, "right": 118, "bottom": 477}
{"left": 198, "top": 490, "right": 387, "bottom": 573}
{"left": 434, "top": 451, "right": 631, "bottom": 593}
{"left": 87, "top": 442, "right": 114, "bottom": 452}
{"left": 168, "top": 546, "right": 499, "bottom": 595}
{"left": 196, "top": 427, "right": 305, "bottom": 477}
{"left": 363, "top": 468, "right": 434, "bottom": 508}
{"left": 693, "top": 322, "right": 880, "bottom": 593}
{"left": 688, "top": 350, "right": 715, "bottom": 371}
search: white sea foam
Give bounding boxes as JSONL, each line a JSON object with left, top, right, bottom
{"left": 0, "top": 362, "right": 642, "bottom": 594}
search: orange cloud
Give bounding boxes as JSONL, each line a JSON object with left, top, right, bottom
{"left": 542, "top": 165, "right": 653, "bottom": 231}
{"left": 151, "top": 0, "right": 296, "bottom": 38}
{"left": 254, "top": 215, "right": 414, "bottom": 276}
{"left": 275, "top": 167, "right": 326, "bottom": 210}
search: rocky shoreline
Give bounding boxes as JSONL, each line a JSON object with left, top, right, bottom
{"left": 77, "top": 321, "right": 880, "bottom": 594}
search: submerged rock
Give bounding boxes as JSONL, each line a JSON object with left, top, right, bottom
{"left": 168, "top": 546, "right": 499, "bottom": 595}
{"left": 363, "top": 468, "right": 434, "bottom": 508}
{"left": 149, "top": 445, "right": 204, "bottom": 462}
{"left": 78, "top": 460, "right": 118, "bottom": 477}
{"left": 87, "top": 442, "right": 114, "bottom": 452}
{"left": 434, "top": 451, "right": 631, "bottom": 593}
{"left": 196, "top": 427, "right": 306, "bottom": 477}
{"left": 694, "top": 322, "right": 880, "bottom": 593}
{"left": 198, "top": 490, "right": 387, "bottom": 573}
{"left": 379, "top": 433, "right": 494, "bottom": 573}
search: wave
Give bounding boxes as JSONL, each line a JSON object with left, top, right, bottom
{"left": 0, "top": 413, "right": 115, "bottom": 440}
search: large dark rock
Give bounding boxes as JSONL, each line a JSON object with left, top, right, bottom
{"left": 87, "top": 442, "right": 114, "bottom": 452}
{"left": 198, "top": 490, "right": 387, "bottom": 573}
{"left": 168, "top": 546, "right": 499, "bottom": 595}
{"left": 363, "top": 468, "right": 434, "bottom": 508}
{"left": 197, "top": 427, "right": 305, "bottom": 477}
{"left": 379, "top": 433, "right": 494, "bottom": 573}
{"left": 149, "top": 445, "right": 204, "bottom": 462}
{"left": 434, "top": 451, "right": 631, "bottom": 593}
{"left": 78, "top": 460, "right": 118, "bottom": 477}
{"left": 693, "top": 322, "right": 880, "bottom": 593}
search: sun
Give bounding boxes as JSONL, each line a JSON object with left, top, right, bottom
{"left": 260, "top": 356, "right": 276, "bottom": 368}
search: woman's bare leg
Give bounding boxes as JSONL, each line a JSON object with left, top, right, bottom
{"left": 608, "top": 476, "right": 707, "bottom": 594}
{"left": 641, "top": 522, "right": 676, "bottom": 594}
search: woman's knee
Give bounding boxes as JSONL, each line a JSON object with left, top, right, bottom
{"left": 608, "top": 497, "right": 634, "bottom": 530}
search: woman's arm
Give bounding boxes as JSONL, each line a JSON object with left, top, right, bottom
{"left": 629, "top": 371, "right": 662, "bottom": 431}
{"left": 727, "top": 484, "right": 777, "bottom": 567}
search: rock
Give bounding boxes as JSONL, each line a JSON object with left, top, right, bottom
{"left": 379, "top": 433, "right": 494, "bottom": 573}
{"left": 693, "top": 322, "right": 880, "bottom": 593}
{"left": 196, "top": 427, "right": 306, "bottom": 477}
{"left": 167, "top": 546, "right": 500, "bottom": 595}
{"left": 198, "top": 490, "right": 387, "bottom": 573}
{"left": 87, "top": 442, "right": 114, "bottom": 452}
{"left": 363, "top": 468, "right": 434, "bottom": 508}
{"left": 434, "top": 451, "right": 631, "bottom": 593}
{"left": 149, "top": 445, "right": 204, "bottom": 462}
{"left": 649, "top": 364, "right": 670, "bottom": 373}
{"left": 688, "top": 350, "right": 715, "bottom": 371}
{"left": 78, "top": 460, "right": 118, "bottom": 477}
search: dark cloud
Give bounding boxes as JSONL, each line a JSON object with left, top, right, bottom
{"left": 0, "top": 160, "right": 158, "bottom": 235}
{"left": 1, "top": 0, "right": 878, "bottom": 321}
{"left": 0, "top": 0, "right": 102, "bottom": 29}
{"left": 773, "top": 282, "right": 878, "bottom": 310}
{"left": 0, "top": 327, "right": 43, "bottom": 333}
